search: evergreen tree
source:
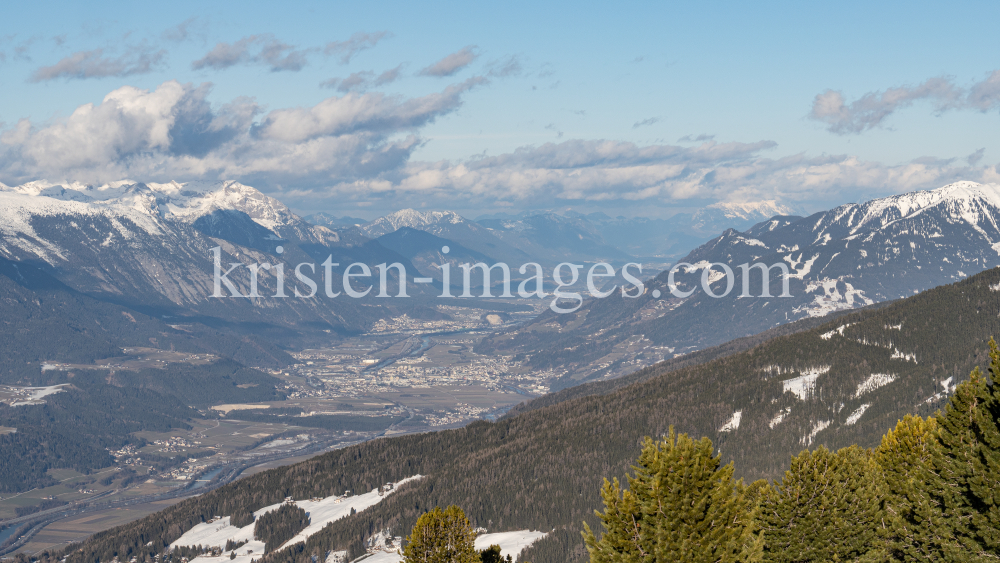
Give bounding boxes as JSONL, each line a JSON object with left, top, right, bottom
{"left": 254, "top": 504, "right": 309, "bottom": 553}
{"left": 479, "top": 544, "right": 503, "bottom": 563}
{"left": 929, "top": 337, "right": 1000, "bottom": 560}
{"left": 403, "top": 505, "right": 479, "bottom": 563}
{"left": 760, "top": 444, "right": 883, "bottom": 562}
{"left": 875, "top": 414, "right": 952, "bottom": 561}
{"left": 582, "top": 428, "right": 761, "bottom": 563}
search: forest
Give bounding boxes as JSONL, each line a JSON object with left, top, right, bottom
{"left": 581, "top": 341, "right": 1000, "bottom": 562}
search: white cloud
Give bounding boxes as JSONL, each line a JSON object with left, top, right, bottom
{"left": 811, "top": 72, "right": 1000, "bottom": 134}
{"left": 255, "top": 77, "right": 485, "bottom": 143}
{"left": 324, "top": 31, "right": 390, "bottom": 64}
{"left": 30, "top": 47, "right": 166, "bottom": 81}
{"left": 419, "top": 46, "right": 479, "bottom": 77}
{"left": 328, "top": 140, "right": 999, "bottom": 211}
{"left": 321, "top": 65, "right": 403, "bottom": 93}
{"left": 192, "top": 35, "right": 311, "bottom": 72}
{"left": 0, "top": 78, "right": 481, "bottom": 189}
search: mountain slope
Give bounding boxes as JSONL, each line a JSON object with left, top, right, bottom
{"left": 479, "top": 181, "right": 1000, "bottom": 387}
{"left": 58, "top": 265, "right": 1000, "bottom": 563}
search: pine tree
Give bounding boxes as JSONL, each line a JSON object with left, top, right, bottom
{"left": 929, "top": 337, "right": 1000, "bottom": 560}
{"left": 760, "top": 444, "right": 883, "bottom": 562}
{"left": 582, "top": 428, "right": 761, "bottom": 563}
{"left": 403, "top": 505, "right": 479, "bottom": 563}
{"left": 479, "top": 544, "right": 503, "bottom": 563}
{"left": 875, "top": 414, "right": 953, "bottom": 561}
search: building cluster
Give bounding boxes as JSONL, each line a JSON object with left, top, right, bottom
{"left": 166, "top": 461, "right": 209, "bottom": 481}
{"left": 288, "top": 347, "right": 560, "bottom": 399}
{"left": 153, "top": 437, "right": 200, "bottom": 453}
{"left": 108, "top": 444, "right": 146, "bottom": 466}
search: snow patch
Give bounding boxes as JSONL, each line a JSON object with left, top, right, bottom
{"left": 769, "top": 407, "right": 791, "bottom": 429}
{"left": 844, "top": 404, "right": 870, "bottom": 426}
{"left": 735, "top": 236, "right": 767, "bottom": 248}
{"left": 783, "top": 253, "right": 819, "bottom": 279}
{"left": 796, "top": 279, "right": 873, "bottom": 318}
{"left": 782, "top": 366, "right": 830, "bottom": 400}
{"left": 854, "top": 373, "right": 896, "bottom": 397}
{"left": 819, "top": 323, "right": 853, "bottom": 340}
{"left": 9, "top": 384, "right": 71, "bottom": 405}
{"left": 801, "top": 420, "right": 831, "bottom": 446}
{"left": 891, "top": 349, "right": 917, "bottom": 363}
{"left": 719, "top": 411, "right": 742, "bottom": 432}
{"left": 924, "top": 377, "right": 958, "bottom": 404}
{"left": 475, "top": 530, "right": 548, "bottom": 562}
{"left": 178, "top": 476, "right": 424, "bottom": 562}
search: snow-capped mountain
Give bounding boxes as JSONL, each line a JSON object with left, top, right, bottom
{"left": 480, "top": 181, "right": 1000, "bottom": 388}
{"left": 690, "top": 200, "right": 795, "bottom": 231}
{"left": 0, "top": 180, "right": 391, "bottom": 336}
{"left": 361, "top": 209, "right": 469, "bottom": 238}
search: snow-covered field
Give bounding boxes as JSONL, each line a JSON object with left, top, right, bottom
{"left": 177, "top": 476, "right": 423, "bottom": 563}
{"left": 475, "top": 530, "right": 548, "bottom": 561}
{"left": 8, "top": 384, "right": 70, "bottom": 406}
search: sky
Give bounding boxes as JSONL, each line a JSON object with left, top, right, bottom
{"left": 2, "top": 0, "right": 1000, "bottom": 219}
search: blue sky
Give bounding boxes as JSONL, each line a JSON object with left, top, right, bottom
{"left": 2, "top": 1, "right": 999, "bottom": 218}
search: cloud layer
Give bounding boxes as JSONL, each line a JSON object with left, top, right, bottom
{"left": 2, "top": 80, "right": 997, "bottom": 215}
{"left": 0, "top": 78, "right": 483, "bottom": 190}
{"left": 811, "top": 71, "right": 1000, "bottom": 134}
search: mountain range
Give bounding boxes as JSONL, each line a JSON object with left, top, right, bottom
{"left": 480, "top": 181, "right": 1000, "bottom": 389}
{"left": 309, "top": 199, "right": 795, "bottom": 264}
{"left": 0, "top": 180, "right": 432, "bottom": 345}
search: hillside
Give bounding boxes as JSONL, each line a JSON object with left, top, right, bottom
{"left": 55, "top": 265, "right": 1000, "bottom": 563}
{"left": 0, "top": 257, "right": 291, "bottom": 492}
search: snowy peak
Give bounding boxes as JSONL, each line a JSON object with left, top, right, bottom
{"left": 161, "top": 180, "right": 301, "bottom": 231}
{"left": 0, "top": 179, "right": 303, "bottom": 232}
{"left": 702, "top": 200, "right": 796, "bottom": 221}
{"left": 361, "top": 209, "right": 468, "bottom": 238}
{"left": 815, "top": 181, "right": 1000, "bottom": 237}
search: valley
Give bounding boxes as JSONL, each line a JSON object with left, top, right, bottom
{"left": 4, "top": 179, "right": 1000, "bottom": 562}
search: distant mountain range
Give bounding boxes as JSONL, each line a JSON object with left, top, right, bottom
{"left": 475, "top": 200, "right": 795, "bottom": 259}
{"left": 306, "top": 200, "right": 795, "bottom": 263}
{"left": 479, "top": 181, "right": 1000, "bottom": 388}
{"left": 0, "top": 180, "right": 426, "bottom": 343}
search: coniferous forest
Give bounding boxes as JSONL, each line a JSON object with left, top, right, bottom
{"left": 586, "top": 340, "right": 1000, "bottom": 561}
